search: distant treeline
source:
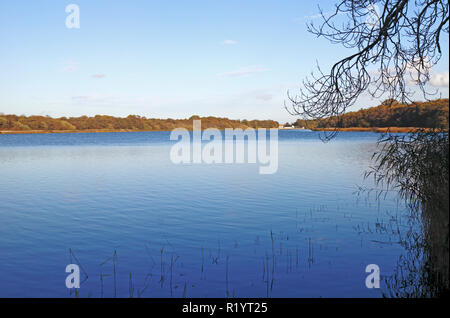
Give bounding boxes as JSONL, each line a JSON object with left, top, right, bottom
{"left": 1, "top": 98, "right": 448, "bottom": 133}
{"left": 292, "top": 99, "right": 449, "bottom": 130}
{"left": 0, "top": 114, "right": 279, "bottom": 132}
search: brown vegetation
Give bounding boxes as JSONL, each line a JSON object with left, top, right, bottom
{"left": 292, "top": 99, "right": 449, "bottom": 131}
{"left": 0, "top": 114, "right": 279, "bottom": 134}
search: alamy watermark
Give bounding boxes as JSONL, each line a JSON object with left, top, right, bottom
{"left": 169, "top": 120, "right": 279, "bottom": 174}
{"left": 65, "top": 262, "right": 381, "bottom": 290}
{"left": 65, "top": 4, "right": 80, "bottom": 29}
{"left": 365, "top": 264, "right": 381, "bottom": 289}
{"left": 65, "top": 264, "right": 80, "bottom": 289}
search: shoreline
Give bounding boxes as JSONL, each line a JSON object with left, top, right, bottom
{"left": 310, "top": 127, "right": 434, "bottom": 133}
{"left": 0, "top": 126, "right": 437, "bottom": 135}
{"left": 311, "top": 127, "right": 431, "bottom": 133}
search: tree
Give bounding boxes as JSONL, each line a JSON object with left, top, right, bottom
{"left": 286, "top": 0, "right": 449, "bottom": 296}
{"left": 286, "top": 0, "right": 449, "bottom": 139}
{"left": 0, "top": 117, "right": 7, "bottom": 129}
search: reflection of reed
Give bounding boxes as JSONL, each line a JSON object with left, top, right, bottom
{"left": 351, "top": 199, "right": 448, "bottom": 297}
{"left": 420, "top": 193, "right": 448, "bottom": 296}
{"left": 66, "top": 202, "right": 442, "bottom": 298}
{"left": 383, "top": 209, "right": 447, "bottom": 297}
{"left": 381, "top": 194, "right": 448, "bottom": 297}
{"left": 366, "top": 130, "right": 449, "bottom": 297}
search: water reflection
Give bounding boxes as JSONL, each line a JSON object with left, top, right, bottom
{"left": 0, "top": 131, "right": 444, "bottom": 297}
{"left": 383, "top": 203, "right": 449, "bottom": 297}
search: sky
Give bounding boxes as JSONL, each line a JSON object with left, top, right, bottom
{"left": 0, "top": 0, "right": 448, "bottom": 123}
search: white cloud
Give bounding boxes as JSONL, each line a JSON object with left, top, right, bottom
{"left": 70, "top": 94, "right": 121, "bottom": 106}
{"left": 222, "top": 40, "right": 238, "bottom": 45}
{"left": 295, "top": 11, "right": 345, "bottom": 23}
{"left": 61, "top": 60, "right": 80, "bottom": 73}
{"left": 430, "top": 71, "right": 449, "bottom": 87}
{"left": 255, "top": 93, "right": 273, "bottom": 101}
{"left": 217, "top": 65, "right": 270, "bottom": 77}
{"left": 91, "top": 74, "right": 106, "bottom": 79}
{"left": 71, "top": 96, "right": 89, "bottom": 100}
{"left": 303, "top": 13, "right": 325, "bottom": 20}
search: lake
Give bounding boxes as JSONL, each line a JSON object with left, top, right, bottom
{"left": 0, "top": 130, "right": 415, "bottom": 297}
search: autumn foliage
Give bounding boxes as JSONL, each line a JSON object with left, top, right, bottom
{"left": 293, "top": 99, "right": 449, "bottom": 130}
{"left": 0, "top": 114, "right": 279, "bottom": 133}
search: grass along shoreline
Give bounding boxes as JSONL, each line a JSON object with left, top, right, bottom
{"left": 310, "top": 127, "right": 434, "bottom": 133}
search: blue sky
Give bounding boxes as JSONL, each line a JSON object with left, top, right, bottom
{"left": 0, "top": 0, "right": 448, "bottom": 122}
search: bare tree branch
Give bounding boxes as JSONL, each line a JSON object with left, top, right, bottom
{"left": 286, "top": 0, "right": 449, "bottom": 140}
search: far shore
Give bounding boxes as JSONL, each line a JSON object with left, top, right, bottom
{"left": 0, "top": 128, "right": 167, "bottom": 135}
{"left": 310, "top": 127, "right": 433, "bottom": 133}
{"left": 0, "top": 126, "right": 437, "bottom": 135}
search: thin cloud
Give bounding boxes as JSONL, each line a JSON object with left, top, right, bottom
{"left": 92, "top": 74, "right": 106, "bottom": 79}
{"left": 71, "top": 96, "right": 89, "bottom": 100}
{"left": 61, "top": 60, "right": 80, "bottom": 73}
{"left": 430, "top": 71, "right": 449, "bottom": 87}
{"left": 69, "top": 94, "right": 151, "bottom": 108}
{"left": 303, "top": 13, "right": 326, "bottom": 20}
{"left": 294, "top": 11, "right": 345, "bottom": 23}
{"left": 217, "top": 65, "right": 270, "bottom": 77}
{"left": 255, "top": 93, "right": 273, "bottom": 101}
{"left": 222, "top": 40, "right": 238, "bottom": 45}
{"left": 71, "top": 94, "right": 113, "bottom": 104}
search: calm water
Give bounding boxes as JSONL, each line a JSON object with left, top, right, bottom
{"left": 0, "top": 130, "right": 413, "bottom": 297}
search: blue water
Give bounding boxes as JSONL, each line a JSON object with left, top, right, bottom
{"left": 0, "top": 130, "right": 413, "bottom": 297}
